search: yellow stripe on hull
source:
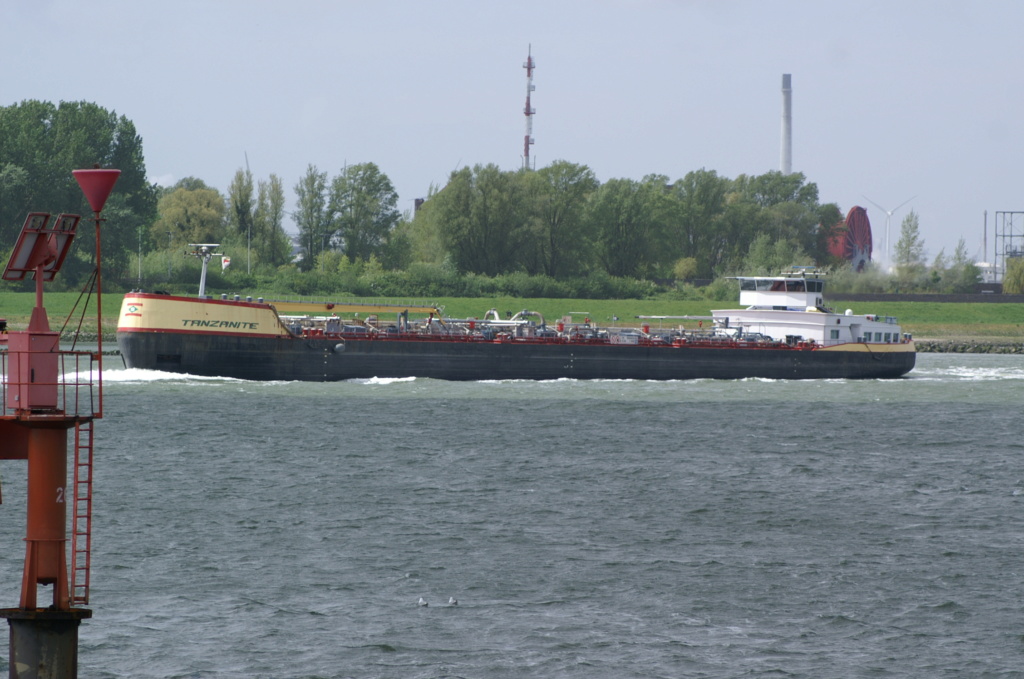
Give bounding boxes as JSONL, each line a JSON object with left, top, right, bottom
{"left": 817, "top": 341, "right": 916, "bottom": 353}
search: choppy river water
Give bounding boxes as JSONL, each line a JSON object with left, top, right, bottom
{"left": 1, "top": 353, "right": 1022, "bottom": 678}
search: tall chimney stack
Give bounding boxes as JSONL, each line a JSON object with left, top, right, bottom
{"left": 780, "top": 73, "right": 792, "bottom": 175}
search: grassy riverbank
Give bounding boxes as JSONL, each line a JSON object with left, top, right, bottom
{"left": 2, "top": 292, "right": 1023, "bottom": 344}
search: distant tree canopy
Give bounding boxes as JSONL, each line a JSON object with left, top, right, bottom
{"left": 411, "top": 164, "right": 840, "bottom": 280}
{"left": 254, "top": 174, "right": 291, "bottom": 268}
{"left": 1004, "top": 257, "right": 1024, "bottom": 294}
{"left": 293, "top": 165, "right": 331, "bottom": 272}
{"left": 4, "top": 98, "right": 981, "bottom": 297}
{"left": 328, "top": 162, "right": 400, "bottom": 263}
{"left": 228, "top": 169, "right": 292, "bottom": 271}
{"left": 291, "top": 162, "right": 402, "bottom": 271}
{"left": 0, "top": 100, "right": 158, "bottom": 285}
{"left": 151, "top": 178, "right": 228, "bottom": 250}
{"left": 894, "top": 209, "right": 927, "bottom": 287}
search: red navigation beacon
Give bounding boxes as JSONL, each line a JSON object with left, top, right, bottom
{"left": 3, "top": 213, "right": 80, "bottom": 411}
{"left": 0, "top": 168, "right": 118, "bottom": 679}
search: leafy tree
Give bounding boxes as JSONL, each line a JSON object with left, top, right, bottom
{"left": 586, "top": 177, "right": 666, "bottom": 278}
{"left": 378, "top": 221, "right": 414, "bottom": 271}
{"left": 150, "top": 178, "right": 227, "bottom": 250}
{"left": 761, "top": 201, "right": 820, "bottom": 258}
{"left": 668, "top": 170, "right": 727, "bottom": 254}
{"left": 432, "top": 164, "right": 532, "bottom": 276}
{"left": 666, "top": 169, "right": 740, "bottom": 277}
{"left": 169, "top": 177, "right": 211, "bottom": 192}
{"left": 741, "top": 232, "right": 810, "bottom": 275}
{"left": 1004, "top": 257, "right": 1024, "bottom": 294}
{"left": 719, "top": 171, "right": 837, "bottom": 272}
{"left": 399, "top": 184, "right": 448, "bottom": 266}
{"left": 254, "top": 174, "right": 291, "bottom": 267}
{"left": 734, "top": 170, "right": 818, "bottom": 208}
{"left": 943, "top": 238, "right": 981, "bottom": 293}
{"left": 0, "top": 100, "right": 158, "bottom": 284}
{"left": 293, "top": 165, "right": 332, "bottom": 271}
{"left": 382, "top": 161, "right": 882, "bottom": 286}
{"left": 894, "top": 209, "right": 926, "bottom": 286}
{"left": 328, "top": 162, "right": 399, "bottom": 263}
{"left": 227, "top": 168, "right": 256, "bottom": 271}
{"left": 672, "top": 257, "right": 699, "bottom": 280}
{"left": 531, "top": 160, "right": 599, "bottom": 278}
{"left": 810, "top": 202, "right": 845, "bottom": 266}
{"left": 0, "top": 163, "right": 30, "bottom": 222}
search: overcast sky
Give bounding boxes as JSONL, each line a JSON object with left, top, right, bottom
{"left": 5, "top": 0, "right": 1022, "bottom": 265}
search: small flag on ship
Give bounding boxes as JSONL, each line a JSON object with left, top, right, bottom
{"left": 221, "top": 256, "right": 231, "bottom": 271}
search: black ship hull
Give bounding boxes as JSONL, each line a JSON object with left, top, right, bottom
{"left": 117, "top": 330, "right": 916, "bottom": 382}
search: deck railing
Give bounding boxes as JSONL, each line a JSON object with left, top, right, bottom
{"left": 0, "top": 349, "right": 99, "bottom": 420}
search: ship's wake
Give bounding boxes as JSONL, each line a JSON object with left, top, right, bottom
{"left": 99, "top": 368, "right": 242, "bottom": 384}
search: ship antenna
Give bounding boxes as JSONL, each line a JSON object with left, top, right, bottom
{"left": 187, "top": 243, "right": 223, "bottom": 298}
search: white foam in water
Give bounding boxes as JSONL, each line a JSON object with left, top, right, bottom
{"left": 923, "top": 365, "right": 1024, "bottom": 381}
{"left": 99, "top": 368, "right": 242, "bottom": 383}
{"left": 946, "top": 366, "right": 1024, "bottom": 381}
{"left": 355, "top": 376, "right": 417, "bottom": 385}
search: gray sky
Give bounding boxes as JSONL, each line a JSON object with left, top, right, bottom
{"left": 5, "top": 0, "right": 1022, "bottom": 265}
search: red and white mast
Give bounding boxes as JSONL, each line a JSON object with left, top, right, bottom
{"left": 523, "top": 45, "right": 536, "bottom": 169}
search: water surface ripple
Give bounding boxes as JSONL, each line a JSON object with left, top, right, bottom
{"left": 0, "top": 353, "right": 1021, "bottom": 677}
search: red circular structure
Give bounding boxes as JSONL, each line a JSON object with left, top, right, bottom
{"left": 829, "top": 206, "right": 873, "bottom": 271}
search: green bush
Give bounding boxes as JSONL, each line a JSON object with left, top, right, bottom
{"left": 403, "top": 262, "right": 464, "bottom": 296}
{"left": 491, "top": 272, "right": 570, "bottom": 298}
{"left": 1004, "top": 258, "right": 1024, "bottom": 294}
{"left": 701, "top": 277, "right": 737, "bottom": 302}
{"left": 663, "top": 282, "right": 708, "bottom": 301}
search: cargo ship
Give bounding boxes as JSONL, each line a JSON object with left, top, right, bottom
{"left": 116, "top": 252, "right": 915, "bottom": 381}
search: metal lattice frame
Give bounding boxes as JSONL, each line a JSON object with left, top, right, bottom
{"left": 995, "top": 211, "right": 1024, "bottom": 281}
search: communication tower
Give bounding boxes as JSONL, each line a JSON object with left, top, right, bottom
{"left": 523, "top": 46, "right": 536, "bottom": 169}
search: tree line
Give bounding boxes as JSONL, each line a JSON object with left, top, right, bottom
{"left": 0, "top": 100, "right": 157, "bottom": 285}
{"left": 403, "top": 162, "right": 840, "bottom": 281}
{"left": 0, "top": 100, "right": 983, "bottom": 298}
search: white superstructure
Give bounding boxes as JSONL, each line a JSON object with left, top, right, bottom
{"left": 711, "top": 269, "right": 910, "bottom": 347}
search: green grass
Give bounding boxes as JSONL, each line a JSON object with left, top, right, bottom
{"left": 2, "top": 292, "right": 1022, "bottom": 341}
{"left": 834, "top": 301, "right": 1024, "bottom": 342}
{"left": 0, "top": 291, "right": 113, "bottom": 333}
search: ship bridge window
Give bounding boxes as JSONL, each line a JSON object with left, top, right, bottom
{"left": 740, "top": 280, "right": 757, "bottom": 291}
{"left": 786, "top": 280, "right": 805, "bottom": 292}
{"left": 770, "top": 280, "right": 786, "bottom": 291}
{"left": 808, "top": 280, "right": 823, "bottom": 292}
{"left": 756, "top": 280, "right": 774, "bottom": 291}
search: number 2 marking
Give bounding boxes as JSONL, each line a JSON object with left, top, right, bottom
{"left": 56, "top": 487, "right": 65, "bottom": 503}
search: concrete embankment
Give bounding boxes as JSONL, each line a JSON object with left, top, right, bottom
{"left": 915, "top": 340, "right": 1024, "bottom": 354}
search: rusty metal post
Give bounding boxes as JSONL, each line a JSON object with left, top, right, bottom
{"left": 0, "top": 364, "right": 86, "bottom": 679}
{"left": 0, "top": 419, "right": 89, "bottom": 679}
{"left": 22, "top": 426, "right": 72, "bottom": 611}
{"left": 2, "top": 610, "right": 91, "bottom": 679}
